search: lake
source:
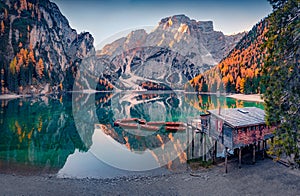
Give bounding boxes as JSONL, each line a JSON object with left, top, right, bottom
{"left": 0, "top": 92, "right": 263, "bottom": 178}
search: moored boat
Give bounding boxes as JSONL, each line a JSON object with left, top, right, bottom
{"left": 137, "top": 119, "right": 147, "bottom": 124}
{"left": 140, "top": 124, "right": 160, "bottom": 131}
{"left": 118, "top": 123, "right": 139, "bottom": 129}
{"left": 120, "top": 118, "right": 138, "bottom": 123}
{"left": 147, "top": 121, "right": 166, "bottom": 126}
{"left": 165, "top": 126, "right": 186, "bottom": 132}
{"left": 114, "top": 120, "right": 121, "bottom": 126}
{"left": 114, "top": 118, "right": 146, "bottom": 125}
{"left": 165, "top": 122, "right": 186, "bottom": 127}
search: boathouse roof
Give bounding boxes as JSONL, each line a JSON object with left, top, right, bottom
{"left": 208, "top": 107, "right": 266, "bottom": 128}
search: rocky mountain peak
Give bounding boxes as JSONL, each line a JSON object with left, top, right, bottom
{"left": 159, "top": 14, "right": 214, "bottom": 33}
{"left": 160, "top": 14, "right": 192, "bottom": 26}
{"left": 96, "top": 15, "right": 246, "bottom": 91}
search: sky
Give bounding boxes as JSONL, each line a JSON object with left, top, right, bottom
{"left": 51, "top": 0, "right": 272, "bottom": 49}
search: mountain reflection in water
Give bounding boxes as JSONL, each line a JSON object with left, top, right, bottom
{"left": 0, "top": 92, "right": 263, "bottom": 178}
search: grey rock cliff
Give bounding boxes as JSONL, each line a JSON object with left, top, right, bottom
{"left": 96, "top": 15, "right": 245, "bottom": 90}
{"left": 0, "top": 0, "right": 95, "bottom": 93}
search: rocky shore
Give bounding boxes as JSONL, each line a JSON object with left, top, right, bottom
{"left": 1, "top": 159, "right": 299, "bottom": 195}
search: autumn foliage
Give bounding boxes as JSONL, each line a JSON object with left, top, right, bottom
{"left": 190, "top": 18, "right": 271, "bottom": 94}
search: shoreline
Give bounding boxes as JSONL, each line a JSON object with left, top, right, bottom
{"left": 0, "top": 92, "right": 265, "bottom": 103}
{"left": 226, "top": 93, "right": 264, "bottom": 103}
{"left": 0, "top": 94, "right": 31, "bottom": 100}
{"left": 0, "top": 159, "right": 299, "bottom": 195}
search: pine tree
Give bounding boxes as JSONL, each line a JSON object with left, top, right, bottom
{"left": 263, "top": 0, "right": 300, "bottom": 167}
{"left": 9, "top": 57, "right": 17, "bottom": 75}
{"left": 267, "top": 0, "right": 289, "bottom": 9}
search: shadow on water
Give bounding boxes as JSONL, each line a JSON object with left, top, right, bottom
{"left": 0, "top": 92, "right": 263, "bottom": 177}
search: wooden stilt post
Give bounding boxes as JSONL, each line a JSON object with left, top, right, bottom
{"left": 187, "top": 126, "right": 190, "bottom": 161}
{"left": 252, "top": 144, "right": 256, "bottom": 164}
{"left": 197, "top": 132, "right": 200, "bottom": 158}
{"left": 238, "top": 147, "right": 242, "bottom": 169}
{"left": 215, "top": 140, "right": 218, "bottom": 159}
{"left": 213, "top": 140, "right": 217, "bottom": 164}
{"left": 192, "top": 130, "right": 194, "bottom": 158}
{"left": 262, "top": 140, "right": 265, "bottom": 160}
{"left": 258, "top": 141, "right": 261, "bottom": 151}
{"left": 225, "top": 147, "right": 228, "bottom": 173}
{"left": 201, "top": 132, "right": 204, "bottom": 161}
{"left": 203, "top": 134, "right": 206, "bottom": 161}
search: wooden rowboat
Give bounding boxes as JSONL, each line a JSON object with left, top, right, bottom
{"left": 114, "top": 118, "right": 146, "bottom": 125}
{"left": 114, "top": 120, "right": 121, "bottom": 126}
{"left": 140, "top": 124, "right": 160, "bottom": 131}
{"left": 147, "top": 121, "right": 166, "bottom": 126}
{"left": 137, "top": 119, "right": 146, "bottom": 124}
{"left": 118, "top": 123, "right": 139, "bottom": 129}
{"left": 165, "top": 122, "right": 186, "bottom": 127}
{"left": 119, "top": 118, "right": 138, "bottom": 123}
{"left": 165, "top": 126, "right": 186, "bottom": 132}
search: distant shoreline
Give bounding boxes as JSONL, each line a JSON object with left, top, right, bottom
{"left": 0, "top": 94, "right": 31, "bottom": 100}
{"left": 0, "top": 91, "right": 264, "bottom": 103}
{"left": 226, "top": 94, "right": 264, "bottom": 103}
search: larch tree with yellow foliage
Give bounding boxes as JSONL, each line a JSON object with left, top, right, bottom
{"left": 36, "top": 58, "right": 44, "bottom": 78}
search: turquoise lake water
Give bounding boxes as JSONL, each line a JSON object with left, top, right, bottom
{"left": 0, "top": 92, "right": 263, "bottom": 178}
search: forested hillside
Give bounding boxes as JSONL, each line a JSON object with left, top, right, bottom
{"left": 190, "top": 17, "right": 271, "bottom": 94}
{"left": 190, "top": 1, "right": 298, "bottom": 94}
{"left": 0, "top": 0, "right": 94, "bottom": 94}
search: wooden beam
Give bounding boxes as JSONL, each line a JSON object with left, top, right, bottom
{"left": 213, "top": 140, "right": 217, "bottom": 164}
{"left": 202, "top": 133, "right": 204, "bottom": 161}
{"left": 225, "top": 147, "right": 228, "bottom": 173}
{"left": 192, "top": 130, "right": 194, "bottom": 158}
{"left": 262, "top": 140, "right": 265, "bottom": 160}
{"left": 252, "top": 144, "right": 256, "bottom": 164}
{"left": 203, "top": 134, "right": 206, "bottom": 161}
{"left": 187, "top": 126, "right": 190, "bottom": 160}
{"left": 238, "top": 147, "right": 242, "bottom": 169}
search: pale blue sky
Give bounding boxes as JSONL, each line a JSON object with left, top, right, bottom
{"left": 51, "top": 0, "right": 272, "bottom": 48}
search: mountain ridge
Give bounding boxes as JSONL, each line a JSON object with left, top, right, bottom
{"left": 95, "top": 14, "right": 246, "bottom": 91}
{"left": 98, "top": 14, "right": 246, "bottom": 66}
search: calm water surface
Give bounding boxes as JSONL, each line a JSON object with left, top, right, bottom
{"left": 0, "top": 92, "right": 263, "bottom": 178}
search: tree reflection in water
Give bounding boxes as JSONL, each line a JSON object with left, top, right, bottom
{"left": 0, "top": 94, "right": 87, "bottom": 174}
{"left": 0, "top": 92, "right": 263, "bottom": 175}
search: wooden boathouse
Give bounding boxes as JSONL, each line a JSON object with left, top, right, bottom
{"left": 187, "top": 107, "right": 275, "bottom": 173}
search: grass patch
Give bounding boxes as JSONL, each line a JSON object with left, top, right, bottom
{"left": 187, "top": 158, "right": 213, "bottom": 170}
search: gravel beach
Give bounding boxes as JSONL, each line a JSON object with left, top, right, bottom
{"left": 1, "top": 158, "right": 299, "bottom": 196}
